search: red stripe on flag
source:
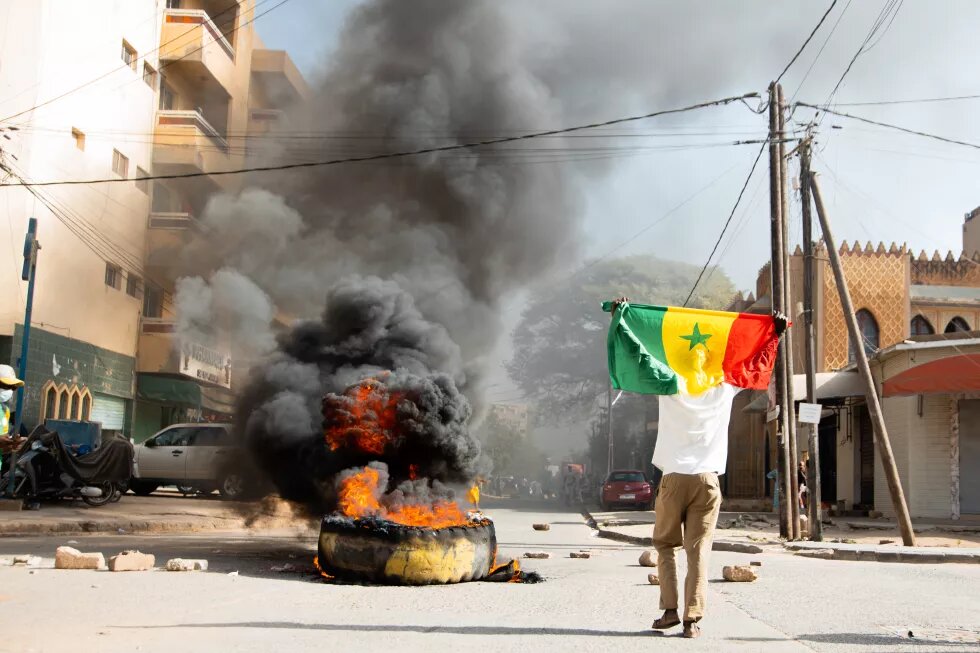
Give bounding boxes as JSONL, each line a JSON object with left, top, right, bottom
{"left": 722, "top": 313, "right": 778, "bottom": 390}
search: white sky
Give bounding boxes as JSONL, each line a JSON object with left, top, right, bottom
{"left": 258, "top": 1, "right": 980, "bottom": 448}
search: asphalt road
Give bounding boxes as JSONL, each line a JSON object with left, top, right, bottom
{"left": 1, "top": 498, "right": 978, "bottom": 652}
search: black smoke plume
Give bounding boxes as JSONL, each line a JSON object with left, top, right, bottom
{"left": 236, "top": 276, "right": 480, "bottom": 515}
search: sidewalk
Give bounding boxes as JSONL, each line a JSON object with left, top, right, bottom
{"left": 0, "top": 491, "right": 314, "bottom": 536}
{"left": 588, "top": 508, "right": 980, "bottom": 564}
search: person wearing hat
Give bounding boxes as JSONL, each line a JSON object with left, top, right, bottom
{"left": 0, "top": 364, "right": 26, "bottom": 464}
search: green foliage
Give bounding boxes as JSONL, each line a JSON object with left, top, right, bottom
{"left": 507, "top": 255, "right": 736, "bottom": 423}
{"left": 481, "top": 409, "right": 547, "bottom": 479}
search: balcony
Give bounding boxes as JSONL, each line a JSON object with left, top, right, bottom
{"left": 250, "top": 49, "right": 309, "bottom": 108}
{"left": 153, "top": 110, "right": 236, "bottom": 191}
{"left": 146, "top": 211, "right": 204, "bottom": 272}
{"left": 159, "top": 9, "right": 236, "bottom": 96}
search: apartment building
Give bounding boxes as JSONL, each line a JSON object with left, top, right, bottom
{"left": 0, "top": 1, "right": 307, "bottom": 440}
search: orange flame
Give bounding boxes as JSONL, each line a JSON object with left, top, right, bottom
{"left": 336, "top": 466, "right": 469, "bottom": 529}
{"left": 324, "top": 380, "right": 401, "bottom": 454}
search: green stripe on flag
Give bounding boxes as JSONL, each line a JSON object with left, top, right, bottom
{"left": 604, "top": 302, "right": 679, "bottom": 395}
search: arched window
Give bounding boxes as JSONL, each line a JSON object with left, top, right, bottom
{"left": 911, "top": 315, "right": 934, "bottom": 336}
{"left": 945, "top": 317, "right": 971, "bottom": 333}
{"left": 69, "top": 390, "right": 80, "bottom": 419}
{"left": 57, "top": 390, "right": 69, "bottom": 419}
{"left": 81, "top": 392, "right": 92, "bottom": 420}
{"left": 43, "top": 385, "right": 57, "bottom": 420}
{"left": 849, "top": 309, "right": 880, "bottom": 363}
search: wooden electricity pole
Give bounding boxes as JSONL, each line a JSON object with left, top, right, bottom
{"left": 768, "top": 82, "right": 792, "bottom": 537}
{"left": 810, "top": 173, "right": 916, "bottom": 547}
{"left": 799, "top": 137, "right": 823, "bottom": 541}
{"left": 777, "top": 85, "right": 800, "bottom": 540}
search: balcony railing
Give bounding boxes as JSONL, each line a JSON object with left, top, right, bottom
{"left": 148, "top": 211, "right": 204, "bottom": 231}
{"left": 157, "top": 109, "right": 229, "bottom": 152}
{"left": 163, "top": 9, "right": 234, "bottom": 60}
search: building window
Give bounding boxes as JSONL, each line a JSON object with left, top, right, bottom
{"left": 44, "top": 386, "right": 57, "bottom": 420}
{"left": 945, "top": 317, "right": 971, "bottom": 333}
{"left": 126, "top": 274, "right": 143, "bottom": 299}
{"left": 105, "top": 262, "right": 122, "bottom": 290}
{"left": 143, "top": 62, "right": 157, "bottom": 89}
{"left": 910, "top": 315, "right": 934, "bottom": 336}
{"left": 159, "top": 81, "right": 176, "bottom": 111}
{"left": 121, "top": 40, "right": 137, "bottom": 71}
{"left": 81, "top": 394, "right": 91, "bottom": 420}
{"left": 112, "top": 149, "right": 129, "bottom": 177}
{"left": 848, "top": 309, "right": 880, "bottom": 363}
{"left": 58, "top": 390, "right": 69, "bottom": 419}
{"left": 143, "top": 284, "right": 163, "bottom": 318}
{"left": 71, "top": 128, "right": 85, "bottom": 151}
{"left": 135, "top": 167, "right": 149, "bottom": 194}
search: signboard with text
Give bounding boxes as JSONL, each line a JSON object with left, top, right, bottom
{"left": 797, "top": 402, "right": 823, "bottom": 425}
{"left": 180, "top": 342, "right": 232, "bottom": 390}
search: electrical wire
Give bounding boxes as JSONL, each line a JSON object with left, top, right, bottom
{"left": 796, "top": 102, "right": 980, "bottom": 150}
{"left": 830, "top": 94, "right": 980, "bottom": 107}
{"left": 775, "top": 0, "right": 840, "bottom": 84}
{"left": 682, "top": 140, "right": 769, "bottom": 307}
{"left": 789, "top": 0, "right": 853, "bottom": 105}
{"left": 0, "top": 92, "right": 761, "bottom": 187}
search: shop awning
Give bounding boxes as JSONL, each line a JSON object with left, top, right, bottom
{"left": 742, "top": 371, "right": 864, "bottom": 413}
{"left": 137, "top": 374, "right": 236, "bottom": 415}
{"left": 882, "top": 354, "right": 980, "bottom": 397}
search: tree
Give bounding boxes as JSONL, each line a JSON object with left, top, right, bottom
{"left": 507, "top": 255, "right": 735, "bottom": 424}
{"left": 480, "top": 409, "right": 547, "bottom": 480}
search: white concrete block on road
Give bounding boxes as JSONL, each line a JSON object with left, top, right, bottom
{"left": 165, "top": 558, "right": 209, "bottom": 571}
{"left": 55, "top": 546, "right": 105, "bottom": 570}
{"left": 722, "top": 565, "right": 758, "bottom": 582}
{"left": 638, "top": 550, "right": 656, "bottom": 567}
{"left": 108, "top": 550, "right": 155, "bottom": 571}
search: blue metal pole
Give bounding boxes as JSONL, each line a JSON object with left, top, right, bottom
{"left": 7, "top": 218, "right": 37, "bottom": 497}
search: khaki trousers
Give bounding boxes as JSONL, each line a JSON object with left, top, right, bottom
{"left": 652, "top": 472, "right": 722, "bottom": 621}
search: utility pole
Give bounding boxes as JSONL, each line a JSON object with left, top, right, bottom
{"left": 810, "top": 174, "right": 916, "bottom": 547}
{"left": 768, "top": 82, "right": 792, "bottom": 537}
{"left": 777, "top": 85, "right": 800, "bottom": 540}
{"left": 799, "top": 137, "right": 823, "bottom": 541}
{"left": 7, "top": 217, "right": 39, "bottom": 497}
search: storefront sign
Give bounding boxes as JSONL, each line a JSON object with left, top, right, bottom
{"left": 180, "top": 342, "right": 232, "bottom": 390}
{"left": 797, "top": 402, "right": 823, "bottom": 424}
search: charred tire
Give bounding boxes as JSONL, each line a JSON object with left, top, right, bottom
{"left": 317, "top": 517, "right": 497, "bottom": 585}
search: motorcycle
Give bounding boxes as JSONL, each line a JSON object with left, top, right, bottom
{"left": 0, "top": 427, "right": 133, "bottom": 507}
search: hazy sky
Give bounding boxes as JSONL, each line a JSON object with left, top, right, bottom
{"left": 257, "top": 1, "right": 980, "bottom": 440}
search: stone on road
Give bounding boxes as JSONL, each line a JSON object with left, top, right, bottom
{"left": 109, "top": 550, "right": 155, "bottom": 571}
{"left": 722, "top": 565, "right": 758, "bottom": 582}
{"left": 638, "top": 550, "right": 656, "bottom": 567}
{"left": 166, "top": 558, "right": 209, "bottom": 571}
{"left": 54, "top": 546, "right": 105, "bottom": 570}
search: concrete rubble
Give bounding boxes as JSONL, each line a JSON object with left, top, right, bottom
{"left": 713, "top": 541, "right": 764, "bottom": 554}
{"left": 569, "top": 552, "right": 590, "bottom": 559}
{"left": 532, "top": 523, "right": 551, "bottom": 531}
{"left": 165, "top": 558, "right": 209, "bottom": 572}
{"left": 11, "top": 555, "right": 42, "bottom": 567}
{"left": 722, "top": 565, "right": 758, "bottom": 582}
{"left": 523, "top": 552, "right": 551, "bottom": 559}
{"left": 108, "top": 550, "right": 155, "bottom": 572}
{"left": 638, "top": 550, "right": 657, "bottom": 567}
{"left": 647, "top": 573, "right": 659, "bottom": 585}
{"left": 55, "top": 546, "right": 105, "bottom": 570}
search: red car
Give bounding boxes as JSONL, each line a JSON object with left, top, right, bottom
{"left": 600, "top": 470, "right": 653, "bottom": 511}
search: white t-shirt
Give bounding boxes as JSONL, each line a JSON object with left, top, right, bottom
{"left": 653, "top": 383, "right": 741, "bottom": 475}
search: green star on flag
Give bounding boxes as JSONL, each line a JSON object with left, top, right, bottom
{"left": 680, "top": 323, "right": 712, "bottom": 350}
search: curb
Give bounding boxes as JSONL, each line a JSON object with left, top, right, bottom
{"left": 785, "top": 542, "right": 980, "bottom": 564}
{"left": 0, "top": 517, "right": 244, "bottom": 537}
{"left": 582, "top": 510, "right": 768, "bottom": 553}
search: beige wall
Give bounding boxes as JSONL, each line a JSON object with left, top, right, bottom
{"left": 963, "top": 212, "right": 980, "bottom": 258}
{"left": 0, "top": 0, "right": 161, "bottom": 357}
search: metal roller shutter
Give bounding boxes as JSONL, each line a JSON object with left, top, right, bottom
{"left": 90, "top": 393, "right": 126, "bottom": 430}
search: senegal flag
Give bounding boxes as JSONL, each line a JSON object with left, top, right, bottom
{"left": 602, "top": 301, "right": 779, "bottom": 395}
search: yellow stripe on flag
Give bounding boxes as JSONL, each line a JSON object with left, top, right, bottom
{"left": 661, "top": 308, "right": 736, "bottom": 394}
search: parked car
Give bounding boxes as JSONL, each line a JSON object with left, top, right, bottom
{"left": 600, "top": 469, "right": 653, "bottom": 511}
{"left": 130, "top": 423, "right": 253, "bottom": 499}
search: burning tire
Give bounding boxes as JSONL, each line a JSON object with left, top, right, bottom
{"left": 317, "top": 516, "right": 497, "bottom": 585}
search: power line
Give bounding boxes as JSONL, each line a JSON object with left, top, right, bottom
{"left": 682, "top": 140, "right": 769, "bottom": 307}
{"left": 795, "top": 102, "right": 980, "bottom": 150}
{"left": 0, "top": 0, "right": 273, "bottom": 125}
{"left": 0, "top": 93, "right": 761, "bottom": 188}
{"left": 789, "top": 0, "right": 853, "bottom": 104}
{"left": 830, "top": 93, "right": 980, "bottom": 107}
{"left": 822, "top": 0, "right": 903, "bottom": 109}
{"left": 775, "top": 0, "right": 840, "bottom": 84}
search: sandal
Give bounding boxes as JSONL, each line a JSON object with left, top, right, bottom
{"left": 683, "top": 621, "right": 701, "bottom": 639}
{"left": 651, "top": 613, "right": 681, "bottom": 630}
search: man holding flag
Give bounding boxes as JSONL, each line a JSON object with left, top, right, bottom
{"left": 603, "top": 299, "right": 788, "bottom": 639}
